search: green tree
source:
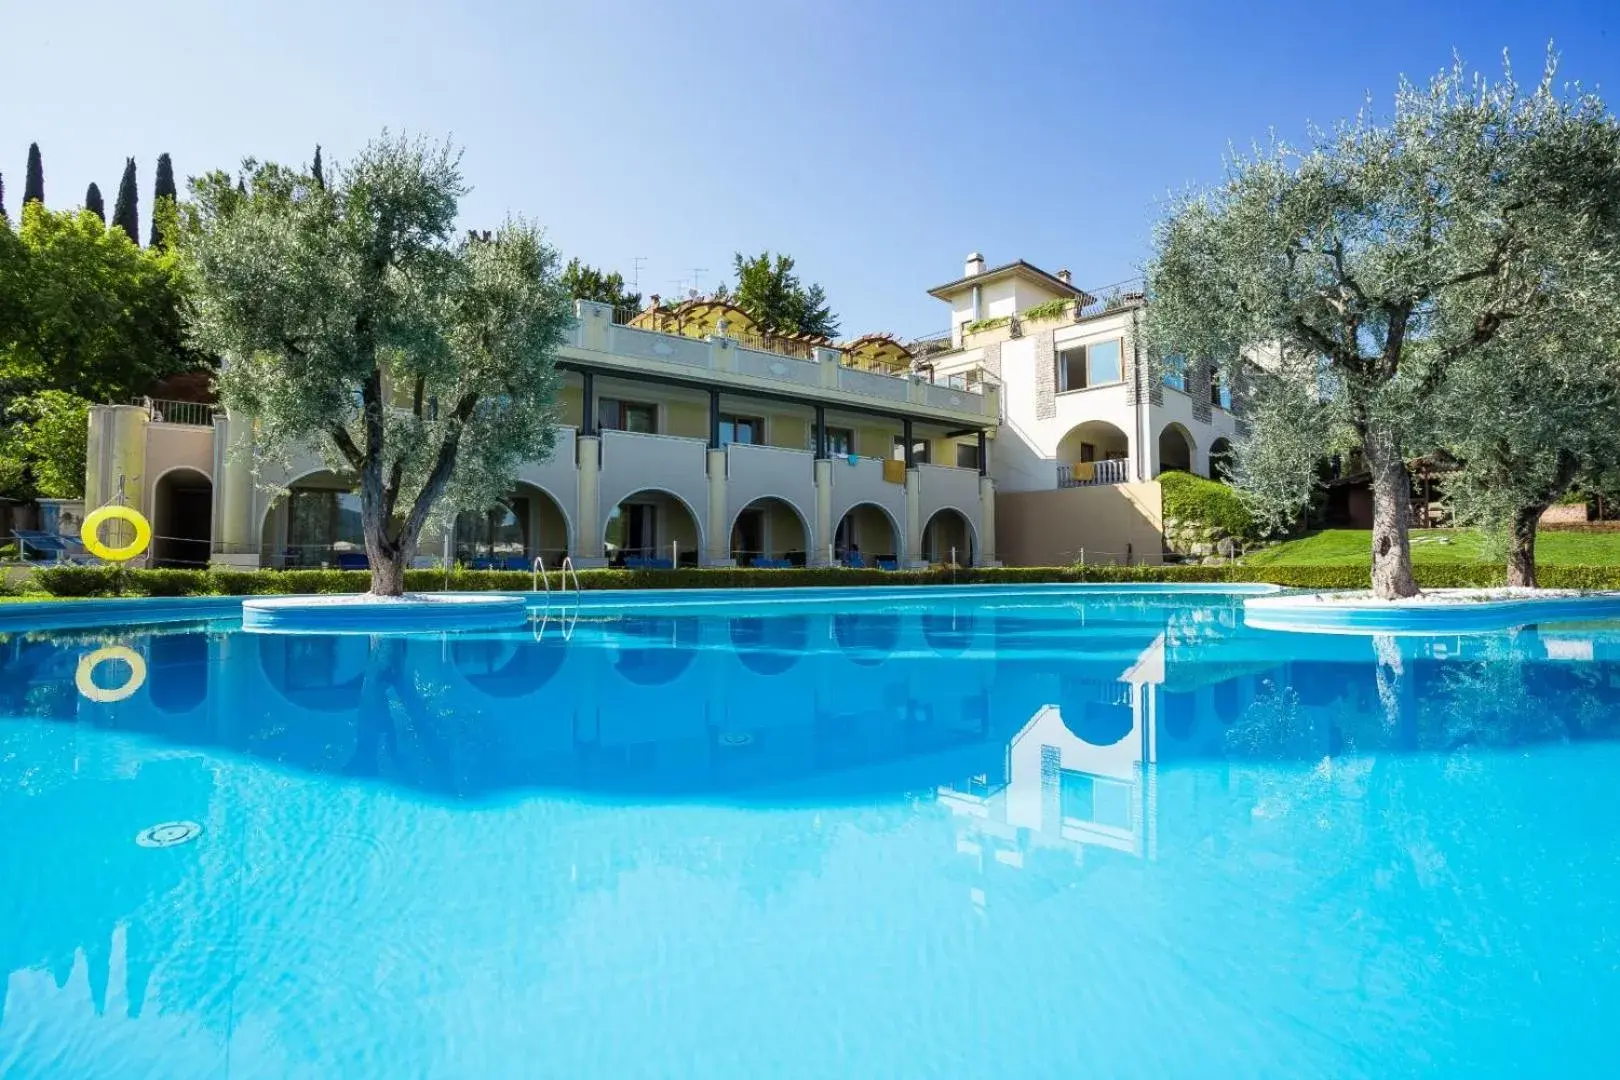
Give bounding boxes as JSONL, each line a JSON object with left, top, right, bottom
{"left": 1145, "top": 55, "right": 1620, "bottom": 598}
{"left": 1, "top": 202, "right": 197, "bottom": 403}
{"left": 559, "top": 257, "right": 640, "bottom": 321}
{"left": 311, "top": 144, "right": 324, "bottom": 190}
{"left": 0, "top": 171, "right": 8, "bottom": 220}
{"left": 182, "top": 134, "right": 574, "bottom": 596}
{"left": 23, "top": 143, "right": 43, "bottom": 206}
{"left": 149, "top": 152, "right": 176, "bottom": 247}
{"left": 725, "top": 251, "right": 839, "bottom": 338}
{"left": 0, "top": 391, "right": 92, "bottom": 499}
{"left": 1431, "top": 316, "right": 1620, "bottom": 587}
{"left": 84, "top": 182, "right": 105, "bottom": 222}
{"left": 111, "top": 157, "right": 139, "bottom": 245}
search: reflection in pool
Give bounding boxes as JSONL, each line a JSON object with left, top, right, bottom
{"left": 4, "top": 590, "right": 1620, "bottom": 1077}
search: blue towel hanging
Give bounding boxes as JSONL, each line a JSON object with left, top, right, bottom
{"left": 846, "top": 453, "right": 858, "bottom": 466}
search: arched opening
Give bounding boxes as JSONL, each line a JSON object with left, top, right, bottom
{"left": 455, "top": 482, "right": 570, "bottom": 570}
{"left": 1056, "top": 420, "right": 1131, "bottom": 484}
{"left": 612, "top": 616, "right": 700, "bottom": 685}
{"left": 730, "top": 497, "right": 810, "bottom": 568}
{"left": 1157, "top": 423, "right": 1194, "bottom": 475}
{"left": 605, "top": 490, "right": 702, "bottom": 568}
{"left": 832, "top": 613, "right": 900, "bottom": 666}
{"left": 259, "top": 470, "right": 362, "bottom": 569}
{"left": 729, "top": 616, "right": 809, "bottom": 676}
{"left": 922, "top": 508, "right": 975, "bottom": 566}
{"left": 153, "top": 468, "right": 212, "bottom": 568}
{"left": 832, "top": 503, "right": 900, "bottom": 567}
{"left": 1208, "top": 437, "right": 1235, "bottom": 481}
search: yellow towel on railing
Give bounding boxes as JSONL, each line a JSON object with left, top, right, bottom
{"left": 1072, "top": 461, "right": 1096, "bottom": 482}
{"left": 882, "top": 458, "right": 907, "bottom": 484}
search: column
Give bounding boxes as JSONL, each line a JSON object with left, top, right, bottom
{"left": 575, "top": 435, "right": 605, "bottom": 566}
{"left": 706, "top": 447, "right": 733, "bottom": 566}
{"left": 813, "top": 458, "right": 833, "bottom": 566}
{"left": 214, "top": 411, "right": 257, "bottom": 566}
{"left": 978, "top": 474, "right": 999, "bottom": 567}
{"left": 905, "top": 466, "right": 923, "bottom": 567}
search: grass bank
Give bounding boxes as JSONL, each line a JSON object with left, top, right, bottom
{"left": 1244, "top": 528, "right": 1620, "bottom": 568}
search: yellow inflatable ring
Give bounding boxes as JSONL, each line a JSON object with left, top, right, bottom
{"left": 76, "top": 646, "right": 147, "bottom": 703}
{"left": 81, "top": 505, "right": 152, "bottom": 562}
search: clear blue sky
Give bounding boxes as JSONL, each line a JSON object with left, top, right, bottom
{"left": 4, "top": 0, "right": 1616, "bottom": 338}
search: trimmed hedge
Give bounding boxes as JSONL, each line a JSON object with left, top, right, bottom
{"left": 22, "top": 560, "right": 1620, "bottom": 598}
{"left": 1159, "top": 469, "right": 1255, "bottom": 540}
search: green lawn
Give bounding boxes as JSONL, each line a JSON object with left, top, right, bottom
{"left": 1243, "top": 528, "right": 1620, "bottom": 567}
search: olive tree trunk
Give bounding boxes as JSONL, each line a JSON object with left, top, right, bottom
{"left": 1366, "top": 438, "right": 1420, "bottom": 600}
{"left": 1506, "top": 504, "right": 1547, "bottom": 589}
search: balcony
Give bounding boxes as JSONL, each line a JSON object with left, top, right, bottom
{"left": 1058, "top": 459, "right": 1131, "bottom": 487}
{"left": 571, "top": 301, "right": 996, "bottom": 421}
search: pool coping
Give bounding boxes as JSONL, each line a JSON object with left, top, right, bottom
{"left": 0, "top": 582, "right": 1282, "bottom": 632}
{"left": 1244, "top": 589, "right": 1620, "bottom": 636}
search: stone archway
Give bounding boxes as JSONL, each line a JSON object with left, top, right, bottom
{"left": 604, "top": 489, "right": 703, "bottom": 567}
{"left": 153, "top": 467, "right": 212, "bottom": 568}
{"left": 832, "top": 502, "right": 901, "bottom": 567}
{"left": 729, "top": 496, "right": 811, "bottom": 567}
{"left": 921, "top": 507, "right": 975, "bottom": 565}
{"left": 1157, "top": 423, "right": 1195, "bottom": 476}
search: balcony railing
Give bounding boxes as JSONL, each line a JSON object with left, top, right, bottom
{"left": 135, "top": 397, "right": 218, "bottom": 427}
{"left": 1058, "top": 459, "right": 1131, "bottom": 487}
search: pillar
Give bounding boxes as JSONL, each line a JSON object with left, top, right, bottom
{"left": 212, "top": 411, "right": 258, "bottom": 566}
{"left": 905, "top": 466, "right": 923, "bottom": 567}
{"left": 978, "top": 474, "right": 999, "bottom": 567}
{"left": 706, "top": 447, "right": 733, "bottom": 566}
{"left": 813, "top": 458, "right": 834, "bottom": 566}
{"left": 574, "top": 435, "right": 605, "bottom": 566}
{"left": 85, "top": 405, "right": 150, "bottom": 516}
{"left": 576, "top": 299, "right": 610, "bottom": 350}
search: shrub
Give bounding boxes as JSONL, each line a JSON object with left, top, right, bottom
{"left": 1159, "top": 470, "right": 1256, "bottom": 540}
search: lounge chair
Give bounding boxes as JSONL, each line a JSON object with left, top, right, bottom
{"left": 845, "top": 553, "right": 866, "bottom": 568}
{"left": 11, "top": 531, "right": 97, "bottom": 564}
{"left": 335, "top": 552, "right": 369, "bottom": 570}
{"left": 876, "top": 557, "right": 899, "bottom": 571}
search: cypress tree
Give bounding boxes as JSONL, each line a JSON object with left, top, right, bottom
{"left": 150, "top": 152, "right": 176, "bottom": 247}
{"left": 23, "top": 143, "right": 43, "bottom": 206}
{"left": 111, "top": 157, "right": 140, "bottom": 245}
{"left": 312, "top": 144, "right": 324, "bottom": 190}
{"left": 85, "top": 182, "right": 105, "bottom": 221}
{"left": 0, "top": 172, "right": 7, "bottom": 221}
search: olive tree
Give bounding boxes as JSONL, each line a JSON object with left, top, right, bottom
{"left": 1145, "top": 55, "right": 1620, "bottom": 597}
{"left": 1430, "top": 315, "right": 1620, "bottom": 587}
{"left": 183, "top": 134, "right": 573, "bottom": 595}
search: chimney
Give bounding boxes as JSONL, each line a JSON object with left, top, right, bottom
{"left": 1056, "top": 268, "right": 1072, "bottom": 285}
{"left": 964, "top": 251, "right": 985, "bottom": 277}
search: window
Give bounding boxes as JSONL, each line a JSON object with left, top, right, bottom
{"left": 606, "top": 502, "right": 657, "bottom": 559}
{"left": 1079, "top": 442, "right": 1096, "bottom": 463}
{"left": 1057, "top": 338, "right": 1124, "bottom": 391}
{"left": 598, "top": 398, "right": 657, "bottom": 433}
{"left": 719, "top": 414, "right": 762, "bottom": 447}
{"left": 893, "top": 436, "right": 931, "bottom": 464}
{"left": 955, "top": 442, "right": 981, "bottom": 470}
{"left": 1211, "top": 373, "right": 1232, "bottom": 411}
{"left": 1162, "top": 355, "right": 1187, "bottom": 392}
{"left": 810, "top": 426, "right": 855, "bottom": 456}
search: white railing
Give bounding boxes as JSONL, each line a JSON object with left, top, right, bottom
{"left": 1058, "top": 459, "right": 1131, "bottom": 487}
{"left": 838, "top": 366, "right": 909, "bottom": 402}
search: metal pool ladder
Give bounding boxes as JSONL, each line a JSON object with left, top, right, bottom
{"left": 530, "top": 556, "right": 582, "bottom": 642}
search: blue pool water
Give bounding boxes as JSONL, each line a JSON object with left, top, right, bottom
{"left": 3, "top": 586, "right": 1620, "bottom": 1078}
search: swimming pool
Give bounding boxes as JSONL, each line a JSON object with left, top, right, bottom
{"left": 3, "top": 584, "right": 1618, "bottom": 1077}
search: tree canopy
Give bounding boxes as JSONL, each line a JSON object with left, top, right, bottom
{"left": 1146, "top": 54, "right": 1620, "bottom": 597}
{"left": 150, "top": 152, "right": 176, "bottom": 247}
{"left": 23, "top": 143, "right": 43, "bottom": 206}
{"left": 84, "top": 182, "right": 105, "bottom": 222}
{"left": 1, "top": 201, "right": 196, "bottom": 405}
{"left": 718, "top": 251, "right": 839, "bottom": 338}
{"left": 560, "top": 257, "right": 641, "bottom": 321}
{"left": 182, "top": 133, "right": 575, "bottom": 595}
